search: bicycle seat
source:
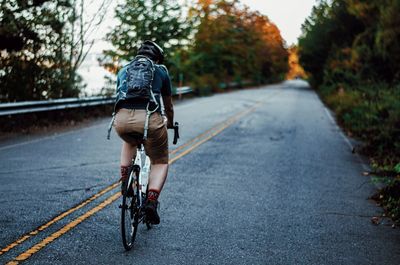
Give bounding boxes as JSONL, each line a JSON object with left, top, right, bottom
{"left": 125, "top": 132, "right": 144, "bottom": 148}
{"left": 128, "top": 132, "right": 144, "bottom": 139}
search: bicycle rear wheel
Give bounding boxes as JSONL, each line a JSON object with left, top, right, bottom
{"left": 120, "top": 176, "right": 139, "bottom": 250}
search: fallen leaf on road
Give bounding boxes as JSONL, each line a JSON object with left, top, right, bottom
{"left": 371, "top": 216, "right": 380, "bottom": 225}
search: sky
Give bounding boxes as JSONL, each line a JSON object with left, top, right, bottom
{"left": 87, "top": 0, "right": 317, "bottom": 53}
{"left": 80, "top": 0, "right": 317, "bottom": 94}
{"left": 240, "top": 0, "right": 317, "bottom": 45}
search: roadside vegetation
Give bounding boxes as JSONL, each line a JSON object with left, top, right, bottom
{"left": 1, "top": 0, "right": 288, "bottom": 102}
{"left": 298, "top": 0, "right": 400, "bottom": 223}
{"left": 100, "top": 0, "right": 288, "bottom": 95}
{"left": 0, "top": 0, "right": 288, "bottom": 134}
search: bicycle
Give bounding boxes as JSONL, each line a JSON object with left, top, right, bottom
{"left": 119, "top": 122, "right": 179, "bottom": 251}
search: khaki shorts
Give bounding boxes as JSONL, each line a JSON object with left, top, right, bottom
{"left": 114, "top": 108, "right": 168, "bottom": 164}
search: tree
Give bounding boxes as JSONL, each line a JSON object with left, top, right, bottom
{"left": 286, "top": 46, "right": 307, "bottom": 80}
{"left": 298, "top": 0, "right": 363, "bottom": 86}
{"left": 0, "top": 0, "right": 109, "bottom": 102}
{"left": 101, "top": 0, "right": 191, "bottom": 75}
{"left": 188, "top": 0, "right": 288, "bottom": 91}
{"left": 299, "top": 0, "right": 400, "bottom": 86}
{"left": 0, "top": 0, "right": 73, "bottom": 101}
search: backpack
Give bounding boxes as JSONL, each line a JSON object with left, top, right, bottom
{"left": 124, "top": 55, "right": 156, "bottom": 103}
{"left": 107, "top": 56, "right": 162, "bottom": 140}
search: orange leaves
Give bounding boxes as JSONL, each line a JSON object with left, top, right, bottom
{"left": 286, "top": 46, "right": 307, "bottom": 80}
{"left": 189, "top": 0, "right": 288, "bottom": 86}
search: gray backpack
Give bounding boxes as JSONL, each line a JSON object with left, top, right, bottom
{"left": 124, "top": 55, "right": 157, "bottom": 103}
{"left": 107, "top": 56, "right": 164, "bottom": 140}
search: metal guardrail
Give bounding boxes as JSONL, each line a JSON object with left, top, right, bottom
{"left": 0, "top": 86, "right": 193, "bottom": 117}
{"left": 175, "top": 86, "right": 192, "bottom": 95}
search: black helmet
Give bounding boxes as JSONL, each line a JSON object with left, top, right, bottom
{"left": 137, "top": 40, "right": 164, "bottom": 63}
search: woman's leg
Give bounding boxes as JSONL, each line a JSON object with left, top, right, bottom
{"left": 120, "top": 142, "right": 137, "bottom": 185}
{"left": 144, "top": 163, "right": 168, "bottom": 224}
{"left": 120, "top": 141, "right": 137, "bottom": 167}
{"left": 142, "top": 113, "right": 168, "bottom": 224}
{"left": 148, "top": 164, "right": 168, "bottom": 192}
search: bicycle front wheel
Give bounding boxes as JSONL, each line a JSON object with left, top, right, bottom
{"left": 121, "top": 190, "right": 139, "bottom": 250}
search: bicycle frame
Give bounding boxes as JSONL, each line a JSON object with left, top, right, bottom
{"left": 126, "top": 144, "right": 150, "bottom": 208}
{"left": 119, "top": 123, "right": 179, "bottom": 250}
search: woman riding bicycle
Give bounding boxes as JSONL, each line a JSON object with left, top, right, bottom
{"left": 113, "top": 40, "right": 174, "bottom": 225}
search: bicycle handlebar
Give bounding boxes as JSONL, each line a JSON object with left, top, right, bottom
{"left": 172, "top": 122, "right": 179, "bottom": 145}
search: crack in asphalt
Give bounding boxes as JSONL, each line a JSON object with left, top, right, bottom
{"left": 323, "top": 212, "right": 373, "bottom": 218}
{"left": 53, "top": 184, "right": 107, "bottom": 194}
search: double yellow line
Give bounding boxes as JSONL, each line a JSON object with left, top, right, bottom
{"left": 0, "top": 183, "right": 120, "bottom": 256}
{"left": 3, "top": 102, "right": 262, "bottom": 265}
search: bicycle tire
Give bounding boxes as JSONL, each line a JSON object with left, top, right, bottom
{"left": 121, "top": 173, "right": 139, "bottom": 250}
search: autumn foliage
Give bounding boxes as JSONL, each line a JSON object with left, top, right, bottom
{"left": 286, "top": 46, "right": 306, "bottom": 80}
{"left": 101, "top": 0, "right": 288, "bottom": 95}
{"left": 188, "top": 0, "right": 288, "bottom": 93}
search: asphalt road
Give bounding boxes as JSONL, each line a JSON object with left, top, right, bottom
{"left": 0, "top": 81, "right": 399, "bottom": 265}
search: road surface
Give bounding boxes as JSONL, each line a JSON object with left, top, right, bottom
{"left": 0, "top": 81, "right": 399, "bottom": 264}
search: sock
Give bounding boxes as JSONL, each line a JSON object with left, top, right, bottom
{"left": 147, "top": 189, "right": 160, "bottom": 201}
{"left": 120, "top": 165, "right": 130, "bottom": 181}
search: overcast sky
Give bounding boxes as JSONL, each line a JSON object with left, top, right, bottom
{"left": 87, "top": 0, "right": 317, "bottom": 53}
{"left": 80, "top": 0, "right": 317, "bottom": 94}
{"left": 241, "top": 0, "right": 317, "bottom": 45}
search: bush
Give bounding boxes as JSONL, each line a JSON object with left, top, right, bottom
{"left": 191, "top": 74, "right": 220, "bottom": 96}
{"left": 374, "top": 164, "right": 400, "bottom": 224}
{"left": 320, "top": 82, "right": 400, "bottom": 223}
{"left": 322, "top": 83, "right": 400, "bottom": 166}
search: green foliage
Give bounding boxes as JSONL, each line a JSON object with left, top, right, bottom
{"left": 298, "top": 0, "right": 364, "bottom": 86}
{"left": 395, "top": 164, "right": 400, "bottom": 174}
{"left": 299, "top": 0, "right": 400, "bottom": 221}
{"left": 0, "top": 0, "right": 86, "bottom": 102}
{"left": 299, "top": 0, "right": 400, "bottom": 166}
{"left": 191, "top": 74, "right": 218, "bottom": 96}
{"left": 377, "top": 179, "right": 400, "bottom": 223}
{"left": 101, "top": 0, "right": 191, "bottom": 75}
{"left": 323, "top": 84, "right": 400, "bottom": 165}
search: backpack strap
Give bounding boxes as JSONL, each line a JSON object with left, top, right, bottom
{"left": 107, "top": 112, "right": 116, "bottom": 140}
{"left": 143, "top": 61, "right": 159, "bottom": 141}
{"left": 143, "top": 96, "right": 159, "bottom": 140}
{"left": 159, "top": 94, "right": 166, "bottom": 117}
{"left": 158, "top": 64, "right": 169, "bottom": 74}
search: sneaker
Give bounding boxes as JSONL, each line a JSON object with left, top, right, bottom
{"left": 144, "top": 200, "right": 160, "bottom": 224}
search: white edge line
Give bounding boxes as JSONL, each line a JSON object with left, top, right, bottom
{"left": 323, "top": 106, "right": 370, "bottom": 172}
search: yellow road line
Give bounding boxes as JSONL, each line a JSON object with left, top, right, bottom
{"left": 6, "top": 192, "right": 121, "bottom": 265}
{"left": 169, "top": 104, "right": 260, "bottom": 164}
{"left": 170, "top": 101, "right": 263, "bottom": 157}
{"left": 0, "top": 113, "right": 236, "bottom": 257}
{"left": 5, "top": 100, "right": 265, "bottom": 264}
{"left": 170, "top": 123, "right": 223, "bottom": 155}
{"left": 0, "top": 182, "right": 119, "bottom": 256}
